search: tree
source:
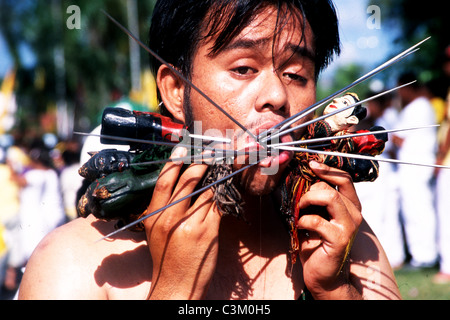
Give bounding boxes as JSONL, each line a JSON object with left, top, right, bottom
{"left": 0, "top": 0, "right": 156, "bottom": 137}
{"left": 370, "top": 0, "right": 449, "bottom": 95}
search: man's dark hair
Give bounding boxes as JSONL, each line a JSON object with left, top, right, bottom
{"left": 149, "top": 0, "right": 341, "bottom": 115}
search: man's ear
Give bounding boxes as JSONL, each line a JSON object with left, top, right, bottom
{"left": 157, "top": 65, "right": 186, "bottom": 123}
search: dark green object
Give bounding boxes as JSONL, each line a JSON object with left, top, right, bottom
{"left": 77, "top": 146, "right": 172, "bottom": 229}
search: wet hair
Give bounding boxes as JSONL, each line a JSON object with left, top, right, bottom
{"left": 149, "top": 0, "right": 341, "bottom": 115}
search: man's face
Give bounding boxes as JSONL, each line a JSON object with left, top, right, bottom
{"left": 183, "top": 5, "right": 316, "bottom": 195}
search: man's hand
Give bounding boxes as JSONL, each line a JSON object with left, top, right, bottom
{"left": 144, "top": 148, "right": 222, "bottom": 299}
{"left": 297, "top": 160, "right": 363, "bottom": 299}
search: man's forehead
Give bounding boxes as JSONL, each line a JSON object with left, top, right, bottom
{"left": 204, "top": 4, "right": 314, "bottom": 58}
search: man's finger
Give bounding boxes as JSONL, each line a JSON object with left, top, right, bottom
{"left": 148, "top": 147, "right": 187, "bottom": 210}
{"left": 309, "top": 160, "right": 361, "bottom": 211}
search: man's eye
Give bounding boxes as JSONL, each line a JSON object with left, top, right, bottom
{"left": 232, "top": 67, "right": 255, "bottom": 75}
{"left": 285, "top": 73, "right": 307, "bottom": 85}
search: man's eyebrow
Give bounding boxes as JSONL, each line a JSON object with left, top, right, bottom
{"left": 287, "top": 44, "right": 315, "bottom": 62}
{"left": 220, "top": 37, "right": 272, "bottom": 52}
{"left": 218, "top": 38, "right": 315, "bottom": 62}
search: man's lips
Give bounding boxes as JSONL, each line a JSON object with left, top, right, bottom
{"left": 240, "top": 123, "right": 295, "bottom": 168}
{"left": 258, "top": 133, "right": 294, "bottom": 168}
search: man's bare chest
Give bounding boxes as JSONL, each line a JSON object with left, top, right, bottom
{"left": 206, "top": 254, "right": 304, "bottom": 300}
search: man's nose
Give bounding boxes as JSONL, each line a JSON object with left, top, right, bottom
{"left": 255, "top": 71, "right": 288, "bottom": 113}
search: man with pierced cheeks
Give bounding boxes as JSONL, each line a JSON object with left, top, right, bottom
{"left": 18, "top": 0, "right": 400, "bottom": 300}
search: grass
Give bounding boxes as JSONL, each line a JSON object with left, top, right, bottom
{"left": 394, "top": 266, "right": 450, "bottom": 300}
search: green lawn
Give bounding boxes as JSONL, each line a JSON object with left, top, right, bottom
{"left": 394, "top": 266, "right": 450, "bottom": 300}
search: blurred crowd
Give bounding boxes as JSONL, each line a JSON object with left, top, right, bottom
{"left": 355, "top": 47, "right": 450, "bottom": 285}
{"left": 0, "top": 132, "right": 83, "bottom": 299}
{"left": 0, "top": 49, "right": 449, "bottom": 300}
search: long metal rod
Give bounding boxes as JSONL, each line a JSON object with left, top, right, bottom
{"left": 257, "top": 37, "right": 429, "bottom": 141}
{"left": 270, "top": 124, "right": 439, "bottom": 147}
{"left": 76, "top": 129, "right": 231, "bottom": 144}
{"left": 74, "top": 131, "right": 263, "bottom": 166}
{"left": 261, "top": 81, "right": 415, "bottom": 143}
{"left": 129, "top": 153, "right": 228, "bottom": 166}
{"left": 256, "top": 48, "right": 415, "bottom": 142}
{"left": 128, "top": 149, "right": 260, "bottom": 167}
{"left": 101, "top": 10, "right": 258, "bottom": 143}
{"left": 275, "top": 39, "right": 426, "bottom": 131}
{"left": 273, "top": 145, "right": 450, "bottom": 169}
{"left": 74, "top": 132, "right": 226, "bottom": 152}
{"left": 97, "top": 160, "right": 260, "bottom": 241}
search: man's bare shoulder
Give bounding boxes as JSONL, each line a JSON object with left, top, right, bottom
{"left": 18, "top": 215, "right": 150, "bottom": 299}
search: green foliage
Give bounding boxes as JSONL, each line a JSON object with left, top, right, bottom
{"left": 369, "top": 0, "right": 449, "bottom": 84}
{"left": 2, "top": 0, "right": 447, "bottom": 135}
{"left": 317, "top": 63, "right": 370, "bottom": 115}
{"left": 395, "top": 267, "right": 450, "bottom": 300}
{"left": 0, "top": 0, "right": 156, "bottom": 133}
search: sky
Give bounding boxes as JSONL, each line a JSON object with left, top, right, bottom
{"left": 0, "top": 0, "right": 398, "bottom": 80}
{"left": 321, "top": 0, "right": 399, "bottom": 85}
{"left": 0, "top": 35, "right": 35, "bottom": 77}
{"left": 0, "top": 34, "right": 13, "bottom": 77}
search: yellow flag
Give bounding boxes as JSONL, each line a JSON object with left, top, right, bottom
{"left": 0, "top": 224, "right": 6, "bottom": 256}
{"left": 0, "top": 69, "right": 17, "bottom": 134}
{"left": 1, "top": 69, "right": 16, "bottom": 96}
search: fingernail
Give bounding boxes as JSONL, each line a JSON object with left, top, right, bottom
{"left": 309, "top": 160, "right": 321, "bottom": 169}
{"left": 171, "top": 147, "right": 187, "bottom": 164}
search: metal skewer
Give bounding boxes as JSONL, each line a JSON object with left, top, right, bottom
{"left": 269, "top": 125, "right": 439, "bottom": 148}
{"left": 257, "top": 37, "right": 429, "bottom": 141}
{"left": 74, "top": 131, "right": 233, "bottom": 153}
{"left": 74, "top": 131, "right": 265, "bottom": 165}
{"left": 128, "top": 148, "right": 261, "bottom": 167}
{"left": 97, "top": 160, "right": 261, "bottom": 241}
{"left": 260, "top": 81, "right": 416, "bottom": 144}
{"left": 272, "top": 145, "right": 450, "bottom": 170}
{"left": 75, "top": 130, "right": 231, "bottom": 144}
{"left": 101, "top": 10, "right": 258, "bottom": 143}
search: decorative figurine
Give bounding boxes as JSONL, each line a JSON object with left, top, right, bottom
{"left": 280, "top": 93, "right": 388, "bottom": 262}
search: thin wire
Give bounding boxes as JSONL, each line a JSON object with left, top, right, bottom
{"left": 269, "top": 125, "right": 439, "bottom": 148}
{"left": 74, "top": 131, "right": 255, "bottom": 156}
{"left": 257, "top": 37, "right": 429, "bottom": 141}
{"left": 260, "top": 81, "right": 416, "bottom": 143}
{"left": 97, "top": 160, "right": 261, "bottom": 241}
{"left": 102, "top": 10, "right": 258, "bottom": 143}
{"left": 272, "top": 145, "right": 450, "bottom": 169}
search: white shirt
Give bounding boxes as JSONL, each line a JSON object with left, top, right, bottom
{"left": 396, "top": 96, "right": 437, "bottom": 164}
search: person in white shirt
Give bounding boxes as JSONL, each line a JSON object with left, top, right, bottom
{"left": 10, "top": 144, "right": 66, "bottom": 268}
{"left": 355, "top": 91, "right": 404, "bottom": 268}
{"left": 393, "top": 73, "right": 438, "bottom": 268}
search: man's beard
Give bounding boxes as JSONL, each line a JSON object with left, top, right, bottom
{"left": 183, "top": 86, "right": 246, "bottom": 220}
{"left": 183, "top": 85, "right": 195, "bottom": 131}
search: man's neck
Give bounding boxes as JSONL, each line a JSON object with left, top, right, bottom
{"left": 208, "top": 194, "right": 300, "bottom": 299}
{"left": 218, "top": 193, "right": 290, "bottom": 257}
